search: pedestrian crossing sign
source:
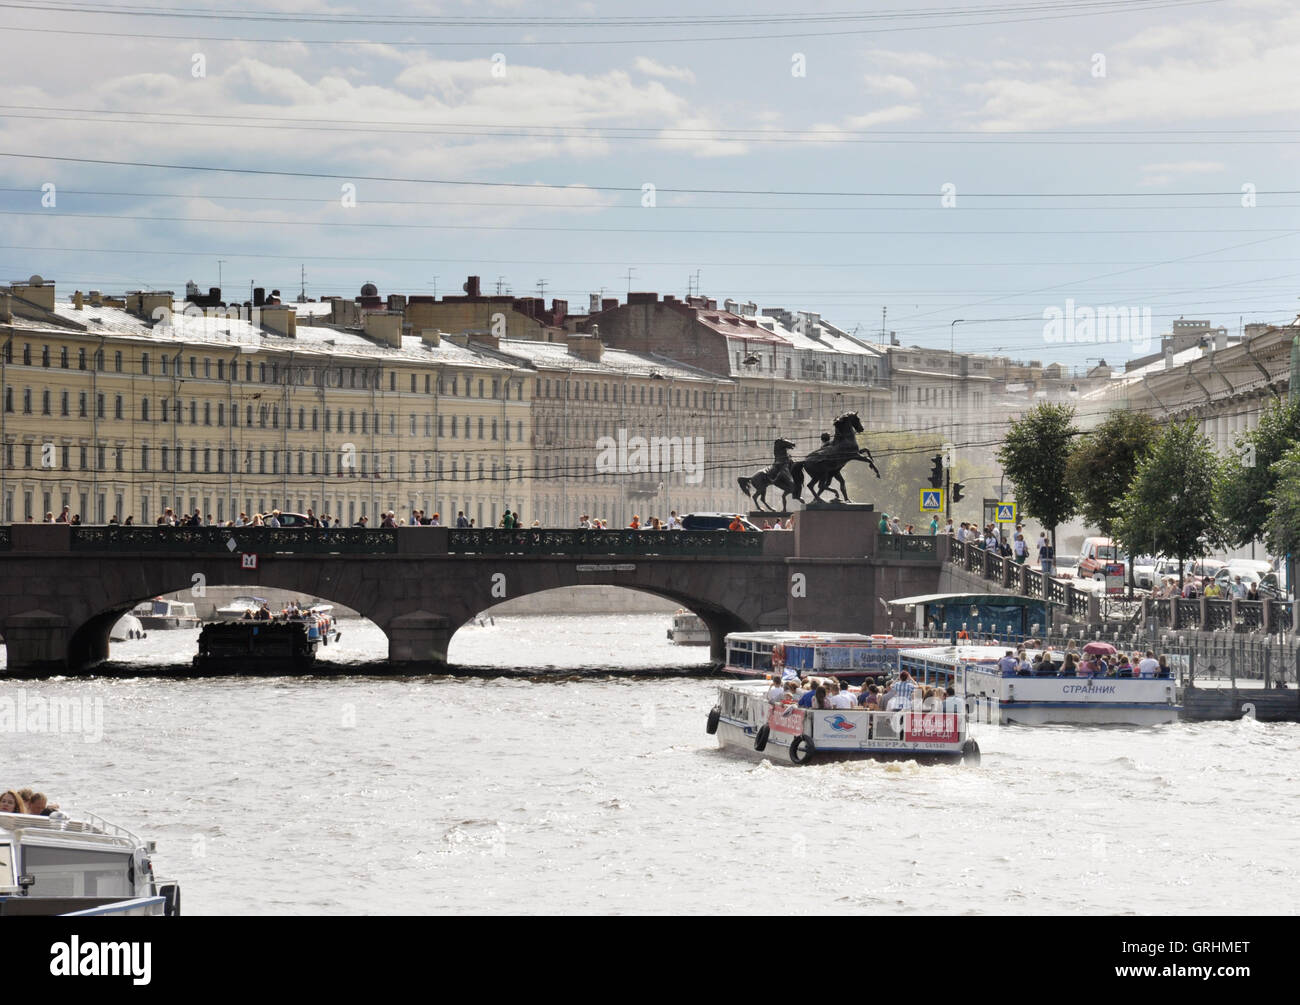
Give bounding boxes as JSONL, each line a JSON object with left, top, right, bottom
{"left": 920, "top": 489, "right": 944, "bottom": 512}
{"left": 995, "top": 502, "right": 1017, "bottom": 523}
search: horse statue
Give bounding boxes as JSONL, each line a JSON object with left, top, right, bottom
{"left": 792, "top": 411, "right": 880, "bottom": 503}
{"left": 738, "top": 438, "right": 802, "bottom": 512}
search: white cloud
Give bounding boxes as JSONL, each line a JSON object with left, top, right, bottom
{"left": 843, "top": 105, "right": 923, "bottom": 129}
{"left": 1137, "top": 160, "right": 1226, "bottom": 187}
{"left": 862, "top": 73, "right": 917, "bottom": 98}
{"left": 633, "top": 57, "right": 696, "bottom": 84}
{"left": 863, "top": 48, "right": 948, "bottom": 70}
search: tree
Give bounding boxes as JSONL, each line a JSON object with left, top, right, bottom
{"left": 1216, "top": 398, "right": 1300, "bottom": 547}
{"left": 1066, "top": 409, "right": 1159, "bottom": 537}
{"left": 997, "top": 403, "right": 1079, "bottom": 551}
{"left": 1113, "top": 418, "right": 1225, "bottom": 584}
{"left": 1262, "top": 443, "right": 1300, "bottom": 570}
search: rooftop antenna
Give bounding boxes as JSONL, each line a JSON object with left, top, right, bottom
{"left": 297, "top": 264, "right": 307, "bottom": 303}
{"left": 431, "top": 275, "right": 438, "bottom": 298}
{"left": 217, "top": 259, "right": 225, "bottom": 291}
{"left": 496, "top": 276, "right": 506, "bottom": 295}
{"left": 537, "top": 278, "right": 548, "bottom": 300}
{"left": 626, "top": 267, "right": 636, "bottom": 296}
{"left": 880, "top": 306, "right": 887, "bottom": 341}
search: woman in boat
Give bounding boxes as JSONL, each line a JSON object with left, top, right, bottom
{"left": 811, "top": 685, "right": 830, "bottom": 709}
{"left": 1060, "top": 653, "right": 1078, "bottom": 677}
{"left": 0, "top": 790, "right": 27, "bottom": 813}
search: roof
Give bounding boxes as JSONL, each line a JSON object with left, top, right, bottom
{"left": 9, "top": 301, "right": 516, "bottom": 370}
{"left": 490, "top": 338, "right": 728, "bottom": 382}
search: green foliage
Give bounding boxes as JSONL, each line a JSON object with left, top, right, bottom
{"left": 1113, "top": 418, "right": 1224, "bottom": 573}
{"left": 997, "top": 403, "right": 1079, "bottom": 546}
{"left": 1065, "top": 410, "right": 1159, "bottom": 538}
{"left": 1215, "top": 398, "right": 1300, "bottom": 547}
{"left": 1263, "top": 443, "right": 1300, "bottom": 559}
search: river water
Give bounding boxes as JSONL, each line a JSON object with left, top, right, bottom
{"left": 2, "top": 614, "right": 1297, "bottom": 915}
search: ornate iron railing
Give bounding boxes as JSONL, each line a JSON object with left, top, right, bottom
{"left": 1066, "top": 587, "right": 1090, "bottom": 619}
{"left": 876, "top": 534, "right": 938, "bottom": 561}
{"left": 1205, "top": 599, "right": 1234, "bottom": 631}
{"left": 1175, "top": 598, "right": 1202, "bottom": 630}
{"left": 1025, "top": 568, "right": 1044, "bottom": 599}
{"left": 70, "top": 525, "right": 398, "bottom": 554}
{"left": 1046, "top": 577, "right": 1067, "bottom": 608}
{"left": 1237, "top": 599, "right": 1264, "bottom": 631}
{"left": 448, "top": 527, "right": 764, "bottom": 556}
{"left": 1270, "top": 600, "right": 1293, "bottom": 633}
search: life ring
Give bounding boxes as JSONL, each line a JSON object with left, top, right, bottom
{"left": 706, "top": 706, "right": 720, "bottom": 735}
{"left": 962, "top": 739, "right": 981, "bottom": 765}
{"left": 754, "top": 724, "right": 770, "bottom": 751}
{"left": 771, "top": 644, "right": 786, "bottom": 669}
{"left": 789, "top": 735, "right": 815, "bottom": 765}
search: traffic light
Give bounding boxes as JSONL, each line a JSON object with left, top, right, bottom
{"left": 951, "top": 482, "right": 966, "bottom": 503}
{"left": 928, "top": 454, "right": 944, "bottom": 488}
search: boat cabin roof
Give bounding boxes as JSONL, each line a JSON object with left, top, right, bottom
{"left": 0, "top": 812, "right": 139, "bottom": 852}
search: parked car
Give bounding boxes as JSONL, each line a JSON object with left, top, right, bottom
{"left": 1212, "top": 567, "right": 1262, "bottom": 592}
{"left": 679, "top": 513, "right": 764, "bottom": 532}
{"left": 1052, "top": 555, "right": 1080, "bottom": 579}
{"left": 1258, "top": 571, "right": 1290, "bottom": 600}
{"left": 1077, "top": 537, "right": 1128, "bottom": 580}
{"left": 1132, "top": 555, "right": 1162, "bottom": 590}
{"left": 266, "top": 512, "right": 316, "bottom": 528}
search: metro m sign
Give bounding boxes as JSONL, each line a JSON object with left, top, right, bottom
{"left": 241, "top": 553, "right": 258, "bottom": 570}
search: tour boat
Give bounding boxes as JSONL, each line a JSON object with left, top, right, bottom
{"left": 707, "top": 678, "right": 979, "bottom": 765}
{"left": 213, "top": 595, "right": 269, "bottom": 620}
{"left": 0, "top": 809, "right": 180, "bottom": 916}
{"left": 130, "top": 598, "right": 202, "bottom": 630}
{"left": 667, "top": 610, "right": 710, "bottom": 645}
{"left": 109, "top": 613, "right": 146, "bottom": 641}
{"left": 897, "top": 645, "right": 1181, "bottom": 726}
{"left": 722, "top": 631, "right": 945, "bottom": 681}
{"left": 194, "top": 604, "right": 341, "bottom": 672}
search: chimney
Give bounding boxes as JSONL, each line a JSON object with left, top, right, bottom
{"left": 88, "top": 290, "right": 102, "bottom": 307}
{"left": 1164, "top": 344, "right": 1175, "bottom": 369}
{"left": 138, "top": 291, "right": 175, "bottom": 323}
{"left": 421, "top": 329, "right": 442, "bottom": 347}
{"left": 73, "top": 290, "right": 84, "bottom": 310}
{"left": 260, "top": 304, "right": 297, "bottom": 338}
{"left": 589, "top": 293, "right": 601, "bottom": 314}
{"left": 724, "top": 298, "right": 738, "bottom": 314}
{"left": 463, "top": 275, "right": 482, "bottom": 298}
{"left": 1215, "top": 328, "right": 1227, "bottom": 351}
{"left": 387, "top": 294, "right": 407, "bottom": 312}
{"left": 0, "top": 291, "right": 10, "bottom": 322}
{"left": 253, "top": 287, "right": 266, "bottom": 307}
{"left": 10, "top": 275, "right": 55, "bottom": 311}
{"left": 363, "top": 310, "right": 403, "bottom": 348}
{"left": 602, "top": 298, "right": 618, "bottom": 312}
{"left": 445, "top": 333, "right": 470, "bottom": 347}
{"left": 566, "top": 331, "right": 604, "bottom": 362}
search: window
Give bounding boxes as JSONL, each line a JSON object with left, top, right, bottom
{"left": 140, "top": 351, "right": 149, "bottom": 375}
{"left": 41, "top": 345, "right": 50, "bottom": 367}
{"left": 141, "top": 444, "right": 150, "bottom": 471}
{"left": 78, "top": 348, "right": 86, "bottom": 370}
{"left": 60, "top": 346, "right": 68, "bottom": 368}
{"left": 41, "top": 390, "right": 50, "bottom": 415}
{"left": 96, "top": 394, "right": 104, "bottom": 419}
{"left": 217, "top": 359, "right": 225, "bottom": 381}
{"left": 217, "top": 402, "right": 224, "bottom": 426}
{"left": 22, "top": 845, "right": 133, "bottom": 899}
{"left": 162, "top": 399, "right": 169, "bottom": 423}
{"left": 312, "top": 409, "right": 318, "bottom": 431}
{"left": 478, "top": 417, "right": 484, "bottom": 439}
{"left": 61, "top": 391, "right": 69, "bottom": 416}
{"left": 114, "top": 395, "right": 123, "bottom": 420}
{"left": 204, "top": 402, "right": 211, "bottom": 426}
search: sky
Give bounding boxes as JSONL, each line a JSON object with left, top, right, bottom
{"left": 1, "top": 0, "right": 1298, "bottom": 370}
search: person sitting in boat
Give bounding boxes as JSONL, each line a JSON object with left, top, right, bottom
{"left": 809, "top": 685, "right": 831, "bottom": 709}
{"left": 942, "top": 686, "right": 961, "bottom": 714}
{"left": 0, "top": 790, "right": 26, "bottom": 813}
{"left": 997, "top": 650, "right": 1018, "bottom": 676}
{"left": 796, "top": 680, "right": 817, "bottom": 708}
{"left": 254, "top": 603, "right": 272, "bottom": 621}
{"left": 18, "top": 789, "right": 54, "bottom": 816}
{"left": 765, "top": 675, "right": 785, "bottom": 703}
{"left": 829, "top": 682, "right": 854, "bottom": 709}
{"left": 1017, "top": 649, "right": 1033, "bottom": 676}
{"left": 1157, "top": 655, "right": 1171, "bottom": 678}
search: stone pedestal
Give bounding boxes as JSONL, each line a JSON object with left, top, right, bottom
{"left": 794, "top": 504, "right": 876, "bottom": 558}
{"left": 385, "top": 611, "right": 453, "bottom": 669}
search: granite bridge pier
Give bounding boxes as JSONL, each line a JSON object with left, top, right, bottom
{"left": 0, "top": 508, "right": 944, "bottom": 675}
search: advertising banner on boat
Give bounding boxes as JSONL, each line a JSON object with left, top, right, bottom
{"left": 816, "top": 645, "right": 896, "bottom": 673}
{"left": 903, "top": 711, "right": 960, "bottom": 744}
{"left": 767, "top": 705, "right": 806, "bottom": 736}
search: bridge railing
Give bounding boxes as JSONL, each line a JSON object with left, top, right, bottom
{"left": 447, "top": 528, "right": 764, "bottom": 556}
{"left": 875, "top": 534, "right": 938, "bottom": 561}
{"left": 0, "top": 526, "right": 9, "bottom": 551}
{"left": 70, "top": 525, "right": 399, "bottom": 554}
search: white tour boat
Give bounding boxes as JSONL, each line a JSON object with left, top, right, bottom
{"left": 897, "top": 645, "right": 1181, "bottom": 726}
{"left": 707, "top": 678, "right": 979, "bottom": 765}
{"left": 0, "top": 809, "right": 180, "bottom": 916}
{"left": 109, "top": 613, "right": 146, "bottom": 641}
{"left": 213, "top": 594, "right": 269, "bottom": 620}
{"left": 667, "top": 610, "right": 710, "bottom": 645}
{"left": 722, "top": 630, "right": 946, "bottom": 681}
{"left": 130, "top": 597, "right": 202, "bottom": 630}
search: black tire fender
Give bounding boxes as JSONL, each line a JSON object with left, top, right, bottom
{"left": 789, "top": 735, "right": 815, "bottom": 764}
{"left": 962, "top": 739, "right": 981, "bottom": 765}
{"left": 753, "top": 724, "right": 770, "bottom": 751}
{"left": 706, "top": 706, "right": 721, "bottom": 735}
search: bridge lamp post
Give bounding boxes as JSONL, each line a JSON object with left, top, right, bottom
{"left": 1, "top": 335, "right": 10, "bottom": 521}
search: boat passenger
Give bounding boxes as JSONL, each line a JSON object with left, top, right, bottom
{"left": 997, "top": 650, "right": 1018, "bottom": 676}
{"left": 1060, "top": 653, "right": 1078, "bottom": 677}
{"left": 943, "top": 686, "right": 961, "bottom": 714}
{"left": 797, "top": 684, "right": 816, "bottom": 708}
{"left": 1017, "top": 650, "right": 1033, "bottom": 676}
{"left": 0, "top": 790, "right": 26, "bottom": 813}
{"left": 829, "top": 683, "right": 853, "bottom": 709}
{"left": 811, "top": 685, "right": 830, "bottom": 709}
{"left": 1158, "top": 655, "right": 1171, "bottom": 678}
{"left": 1115, "top": 655, "right": 1133, "bottom": 678}
{"left": 766, "top": 676, "right": 786, "bottom": 703}
{"left": 1137, "top": 651, "right": 1159, "bottom": 678}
